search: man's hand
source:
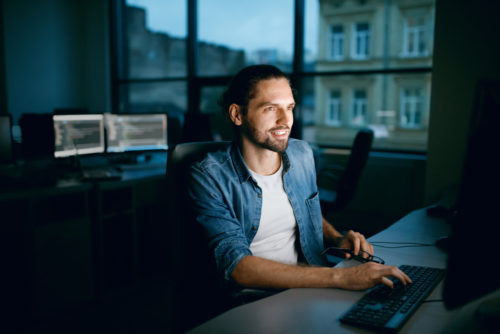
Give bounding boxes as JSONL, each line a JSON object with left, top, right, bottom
{"left": 336, "top": 230, "right": 374, "bottom": 259}
{"left": 335, "top": 262, "right": 412, "bottom": 290}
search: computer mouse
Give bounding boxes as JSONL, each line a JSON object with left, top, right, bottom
{"left": 435, "top": 236, "right": 450, "bottom": 250}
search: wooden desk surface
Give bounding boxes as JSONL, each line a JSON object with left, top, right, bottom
{"left": 188, "top": 208, "right": 468, "bottom": 334}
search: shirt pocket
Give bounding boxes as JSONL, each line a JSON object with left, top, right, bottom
{"left": 306, "top": 192, "right": 323, "bottom": 232}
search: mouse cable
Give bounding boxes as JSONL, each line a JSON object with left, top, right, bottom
{"left": 370, "top": 241, "right": 434, "bottom": 248}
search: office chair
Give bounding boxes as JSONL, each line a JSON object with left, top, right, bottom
{"left": 166, "top": 141, "right": 232, "bottom": 333}
{"left": 180, "top": 113, "right": 214, "bottom": 143}
{"left": 317, "top": 128, "right": 374, "bottom": 214}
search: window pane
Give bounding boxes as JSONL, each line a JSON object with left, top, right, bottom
{"left": 305, "top": 0, "right": 435, "bottom": 69}
{"left": 198, "top": 0, "right": 294, "bottom": 76}
{"left": 301, "top": 73, "right": 432, "bottom": 151}
{"left": 200, "top": 86, "right": 234, "bottom": 141}
{"left": 124, "top": 1, "right": 187, "bottom": 78}
{"left": 303, "top": 0, "right": 434, "bottom": 151}
{"left": 119, "top": 81, "right": 187, "bottom": 115}
{"left": 329, "top": 25, "right": 344, "bottom": 60}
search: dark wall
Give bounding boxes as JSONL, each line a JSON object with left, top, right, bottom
{"left": 1, "top": 0, "right": 110, "bottom": 125}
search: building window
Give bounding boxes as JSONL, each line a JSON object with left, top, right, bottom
{"left": 402, "top": 16, "right": 428, "bottom": 57}
{"left": 351, "top": 89, "right": 367, "bottom": 125}
{"left": 326, "top": 90, "right": 341, "bottom": 126}
{"left": 352, "top": 22, "right": 370, "bottom": 59}
{"left": 329, "top": 25, "right": 344, "bottom": 60}
{"left": 400, "top": 88, "right": 423, "bottom": 128}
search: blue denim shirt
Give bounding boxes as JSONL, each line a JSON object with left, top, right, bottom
{"left": 188, "top": 138, "right": 328, "bottom": 281}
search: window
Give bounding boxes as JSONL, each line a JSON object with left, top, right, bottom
{"left": 198, "top": 0, "right": 293, "bottom": 75}
{"left": 116, "top": 0, "right": 188, "bottom": 117}
{"left": 402, "top": 16, "right": 428, "bottom": 57}
{"left": 351, "top": 89, "right": 367, "bottom": 125}
{"left": 113, "top": 0, "right": 436, "bottom": 152}
{"left": 124, "top": 0, "right": 187, "bottom": 79}
{"left": 329, "top": 25, "right": 344, "bottom": 60}
{"left": 400, "top": 88, "right": 423, "bottom": 128}
{"left": 352, "top": 23, "right": 370, "bottom": 59}
{"left": 326, "top": 90, "right": 341, "bottom": 126}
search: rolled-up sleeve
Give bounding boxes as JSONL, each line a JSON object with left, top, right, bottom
{"left": 188, "top": 163, "right": 252, "bottom": 281}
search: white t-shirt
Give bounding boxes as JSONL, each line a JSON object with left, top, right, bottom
{"left": 249, "top": 163, "right": 298, "bottom": 265}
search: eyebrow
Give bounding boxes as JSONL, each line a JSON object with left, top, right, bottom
{"left": 256, "top": 101, "right": 296, "bottom": 109}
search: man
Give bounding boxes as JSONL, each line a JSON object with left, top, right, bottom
{"left": 188, "top": 65, "right": 410, "bottom": 295}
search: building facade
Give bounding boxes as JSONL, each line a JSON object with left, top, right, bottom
{"left": 310, "top": 0, "right": 435, "bottom": 151}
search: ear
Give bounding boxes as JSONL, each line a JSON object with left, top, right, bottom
{"left": 229, "top": 104, "right": 243, "bottom": 126}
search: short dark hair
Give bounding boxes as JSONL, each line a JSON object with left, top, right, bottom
{"left": 218, "top": 64, "right": 290, "bottom": 118}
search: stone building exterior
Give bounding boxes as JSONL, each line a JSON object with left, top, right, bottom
{"left": 310, "top": 0, "right": 435, "bottom": 151}
{"left": 124, "top": 6, "right": 245, "bottom": 114}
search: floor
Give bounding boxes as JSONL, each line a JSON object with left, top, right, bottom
{"left": 22, "top": 275, "right": 174, "bottom": 334}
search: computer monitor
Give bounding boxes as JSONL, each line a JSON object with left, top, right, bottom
{"left": 442, "top": 79, "right": 500, "bottom": 309}
{"left": 0, "top": 114, "right": 14, "bottom": 163}
{"left": 104, "top": 113, "right": 168, "bottom": 153}
{"left": 53, "top": 114, "right": 105, "bottom": 158}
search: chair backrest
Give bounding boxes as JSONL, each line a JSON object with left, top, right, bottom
{"left": 168, "top": 141, "right": 230, "bottom": 169}
{"left": 166, "top": 141, "right": 232, "bottom": 333}
{"left": 321, "top": 128, "right": 374, "bottom": 212}
{"left": 180, "top": 113, "right": 215, "bottom": 143}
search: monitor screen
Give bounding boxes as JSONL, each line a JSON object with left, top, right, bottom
{"left": 0, "top": 114, "right": 14, "bottom": 163}
{"left": 105, "top": 113, "right": 168, "bottom": 153}
{"left": 53, "top": 114, "right": 105, "bottom": 158}
{"left": 442, "top": 79, "right": 500, "bottom": 309}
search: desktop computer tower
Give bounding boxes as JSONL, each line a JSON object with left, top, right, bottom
{"left": 19, "top": 113, "right": 55, "bottom": 160}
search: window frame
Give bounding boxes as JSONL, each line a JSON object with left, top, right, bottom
{"left": 326, "top": 89, "right": 342, "bottom": 126}
{"left": 402, "top": 16, "right": 428, "bottom": 58}
{"left": 329, "top": 25, "right": 344, "bottom": 61}
{"left": 400, "top": 87, "right": 423, "bottom": 129}
{"left": 350, "top": 89, "right": 367, "bottom": 126}
{"left": 351, "top": 22, "right": 370, "bottom": 60}
{"left": 111, "top": 0, "right": 434, "bottom": 154}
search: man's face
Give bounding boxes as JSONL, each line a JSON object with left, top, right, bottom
{"left": 238, "top": 78, "right": 295, "bottom": 153}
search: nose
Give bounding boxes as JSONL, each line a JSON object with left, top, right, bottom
{"left": 277, "top": 106, "right": 294, "bottom": 125}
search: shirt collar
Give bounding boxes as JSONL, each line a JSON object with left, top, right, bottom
{"left": 230, "top": 141, "right": 292, "bottom": 184}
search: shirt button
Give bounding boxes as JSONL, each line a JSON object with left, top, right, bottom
{"left": 258, "top": 194, "right": 262, "bottom": 198}
{"left": 252, "top": 227, "right": 257, "bottom": 231}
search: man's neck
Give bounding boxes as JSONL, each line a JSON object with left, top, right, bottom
{"left": 240, "top": 139, "right": 282, "bottom": 176}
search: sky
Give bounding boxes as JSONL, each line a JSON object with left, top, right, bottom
{"left": 126, "top": 0, "right": 318, "bottom": 56}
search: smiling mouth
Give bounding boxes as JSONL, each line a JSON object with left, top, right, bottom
{"left": 270, "top": 127, "right": 289, "bottom": 137}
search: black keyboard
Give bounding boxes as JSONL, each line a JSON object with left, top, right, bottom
{"left": 340, "top": 265, "right": 445, "bottom": 333}
{"left": 82, "top": 168, "right": 122, "bottom": 181}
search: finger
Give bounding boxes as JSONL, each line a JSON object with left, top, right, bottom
{"left": 352, "top": 235, "right": 361, "bottom": 256}
{"left": 390, "top": 268, "right": 412, "bottom": 285}
{"left": 402, "top": 270, "right": 412, "bottom": 284}
{"left": 366, "top": 241, "right": 374, "bottom": 256}
{"left": 357, "top": 234, "right": 373, "bottom": 256}
{"left": 360, "top": 239, "right": 372, "bottom": 258}
{"left": 380, "top": 276, "right": 394, "bottom": 288}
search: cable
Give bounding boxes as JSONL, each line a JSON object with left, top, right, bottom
{"left": 370, "top": 241, "right": 434, "bottom": 248}
{"left": 422, "top": 299, "right": 444, "bottom": 303}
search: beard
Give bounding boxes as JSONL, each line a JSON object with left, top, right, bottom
{"left": 240, "top": 120, "right": 290, "bottom": 153}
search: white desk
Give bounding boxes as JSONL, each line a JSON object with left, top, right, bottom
{"left": 188, "top": 208, "right": 477, "bottom": 334}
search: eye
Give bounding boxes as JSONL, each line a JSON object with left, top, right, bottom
{"left": 265, "top": 105, "right": 276, "bottom": 111}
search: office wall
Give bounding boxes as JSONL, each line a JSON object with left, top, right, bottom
{"left": 425, "top": 0, "right": 500, "bottom": 203}
{"left": 0, "top": 1, "right": 6, "bottom": 115}
{"left": 2, "top": 0, "right": 110, "bottom": 124}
